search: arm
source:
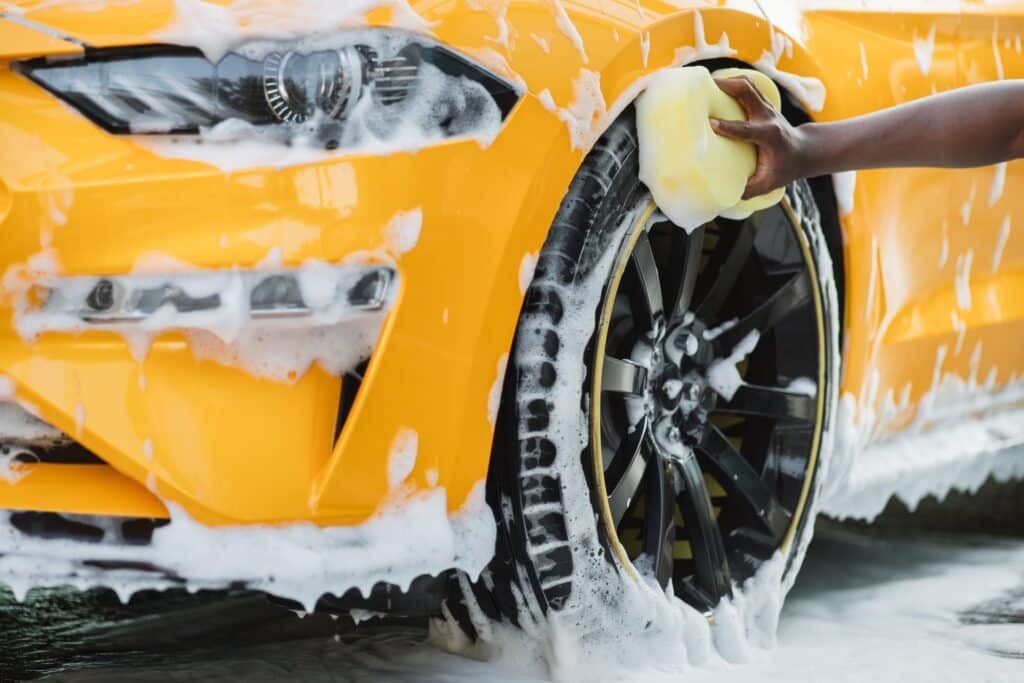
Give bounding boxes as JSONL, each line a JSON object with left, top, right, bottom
{"left": 711, "top": 78, "right": 1024, "bottom": 199}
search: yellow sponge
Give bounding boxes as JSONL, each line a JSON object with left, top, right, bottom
{"left": 636, "top": 66, "right": 786, "bottom": 230}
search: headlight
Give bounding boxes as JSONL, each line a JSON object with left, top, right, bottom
{"left": 18, "top": 31, "right": 520, "bottom": 148}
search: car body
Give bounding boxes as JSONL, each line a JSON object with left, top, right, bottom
{"left": 0, "top": 0, "right": 1022, "bottom": 610}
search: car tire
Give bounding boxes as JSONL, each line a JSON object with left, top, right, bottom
{"left": 448, "top": 102, "right": 840, "bottom": 638}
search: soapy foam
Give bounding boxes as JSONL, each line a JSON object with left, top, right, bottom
{"left": 548, "top": 0, "right": 588, "bottom": 64}
{"left": 993, "top": 29, "right": 1005, "bottom": 80}
{"left": 0, "top": 482, "right": 494, "bottom": 611}
{"left": 707, "top": 330, "right": 760, "bottom": 401}
{"left": 388, "top": 428, "right": 419, "bottom": 489}
{"left": 913, "top": 25, "right": 936, "bottom": 76}
{"left": 487, "top": 354, "right": 509, "bottom": 426}
{"left": 831, "top": 171, "right": 856, "bottom": 217}
{"left": 988, "top": 162, "right": 1007, "bottom": 206}
{"left": 0, "top": 402, "right": 63, "bottom": 443}
{"left": 954, "top": 249, "right": 973, "bottom": 311}
{"left": 673, "top": 10, "right": 738, "bottom": 65}
{"left": 155, "top": 0, "right": 433, "bottom": 62}
{"left": 992, "top": 215, "right": 1011, "bottom": 271}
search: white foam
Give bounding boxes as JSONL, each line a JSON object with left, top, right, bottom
{"left": 992, "top": 215, "right": 1011, "bottom": 271}
{"left": 674, "top": 11, "right": 737, "bottom": 65}
{"left": 0, "top": 481, "right": 495, "bottom": 612}
{"left": 0, "top": 403, "right": 62, "bottom": 443}
{"left": 831, "top": 172, "right": 856, "bottom": 217}
{"left": 518, "top": 252, "right": 538, "bottom": 295}
{"left": 824, "top": 341, "right": 1024, "bottom": 521}
{"left": 384, "top": 209, "right": 423, "bottom": 255}
{"left": 707, "top": 330, "right": 760, "bottom": 401}
{"left": 487, "top": 354, "right": 508, "bottom": 427}
{"left": 993, "top": 30, "right": 1005, "bottom": 80}
{"left": 988, "top": 162, "right": 1007, "bottom": 206}
{"left": 913, "top": 25, "right": 936, "bottom": 76}
{"left": 548, "top": 0, "right": 588, "bottom": 64}
{"left": 155, "top": 0, "right": 433, "bottom": 62}
{"left": 539, "top": 68, "right": 607, "bottom": 150}
{"left": 388, "top": 428, "right": 418, "bottom": 489}
{"left": 954, "top": 249, "right": 973, "bottom": 311}
{"left": 529, "top": 32, "right": 550, "bottom": 53}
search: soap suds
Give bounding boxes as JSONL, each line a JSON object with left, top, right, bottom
{"left": 913, "top": 25, "right": 936, "bottom": 76}
{"left": 155, "top": 0, "right": 433, "bottom": 62}
{"left": 674, "top": 11, "right": 737, "bottom": 65}
{"left": 825, "top": 365, "right": 1024, "bottom": 522}
{"left": 938, "top": 221, "right": 950, "bottom": 269}
{"left": 707, "top": 330, "right": 760, "bottom": 401}
{"left": 518, "top": 252, "right": 538, "bottom": 294}
{"left": 831, "top": 172, "right": 856, "bottom": 217}
{"left": 993, "top": 30, "right": 1005, "bottom": 80}
{"left": 988, "top": 162, "right": 1007, "bottom": 206}
{"left": 387, "top": 428, "right": 418, "bottom": 489}
{"left": 639, "top": 31, "right": 651, "bottom": 68}
{"left": 955, "top": 250, "right": 973, "bottom": 310}
{"left": 538, "top": 68, "right": 607, "bottom": 150}
{"left": 529, "top": 32, "right": 550, "bottom": 53}
{"left": 0, "top": 484, "right": 495, "bottom": 612}
{"left": 548, "top": 0, "right": 587, "bottom": 63}
{"left": 961, "top": 181, "right": 977, "bottom": 226}
{"left": 74, "top": 403, "right": 85, "bottom": 436}
{"left": 486, "top": 354, "right": 509, "bottom": 426}
{"left": 992, "top": 215, "right": 1011, "bottom": 271}
{"left": 384, "top": 208, "right": 423, "bottom": 255}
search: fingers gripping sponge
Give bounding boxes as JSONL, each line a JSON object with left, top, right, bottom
{"left": 636, "top": 66, "right": 786, "bottom": 231}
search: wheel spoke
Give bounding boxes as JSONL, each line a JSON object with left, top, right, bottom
{"left": 696, "top": 426, "right": 792, "bottom": 540}
{"left": 694, "top": 220, "right": 756, "bottom": 321}
{"left": 602, "top": 356, "right": 648, "bottom": 396}
{"left": 644, "top": 453, "right": 677, "bottom": 587}
{"left": 668, "top": 225, "right": 706, "bottom": 323}
{"left": 607, "top": 421, "right": 651, "bottom": 526}
{"left": 674, "top": 449, "right": 732, "bottom": 603}
{"left": 716, "top": 383, "right": 815, "bottom": 423}
{"left": 712, "top": 273, "right": 811, "bottom": 354}
{"left": 630, "top": 231, "right": 664, "bottom": 327}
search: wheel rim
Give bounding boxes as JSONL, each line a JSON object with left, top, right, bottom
{"left": 589, "top": 195, "right": 827, "bottom": 612}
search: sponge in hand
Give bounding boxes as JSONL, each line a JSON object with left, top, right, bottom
{"left": 636, "top": 65, "right": 786, "bottom": 231}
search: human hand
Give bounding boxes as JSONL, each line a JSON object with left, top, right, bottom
{"left": 710, "top": 76, "right": 809, "bottom": 199}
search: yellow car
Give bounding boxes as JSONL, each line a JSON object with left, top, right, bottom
{"left": 0, "top": 0, "right": 1021, "bottom": 629}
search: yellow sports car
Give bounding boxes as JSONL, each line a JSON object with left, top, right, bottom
{"left": 0, "top": 0, "right": 1021, "bottom": 630}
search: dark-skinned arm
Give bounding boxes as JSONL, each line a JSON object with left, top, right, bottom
{"left": 710, "top": 78, "right": 1024, "bottom": 199}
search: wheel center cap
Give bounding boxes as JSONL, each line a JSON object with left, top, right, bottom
{"left": 645, "top": 317, "right": 718, "bottom": 449}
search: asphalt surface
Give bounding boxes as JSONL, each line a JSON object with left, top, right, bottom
{"left": 1, "top": 482, "right": 1023, "bottom": 681}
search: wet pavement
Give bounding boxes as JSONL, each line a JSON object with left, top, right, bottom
{"left": 0, "top": 522, "right": 1021, "bottom": 682}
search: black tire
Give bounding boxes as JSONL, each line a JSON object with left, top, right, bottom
{"left": 449, "top": 105, "right": 840, "bottom": 635}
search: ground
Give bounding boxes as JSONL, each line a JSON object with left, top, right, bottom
{"left": 2, "top": 482, "right": 1022, "bottom": 682}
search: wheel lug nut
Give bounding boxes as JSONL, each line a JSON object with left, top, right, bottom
{"left": 668, "top": 426, "right": 682, "bottom": 442}
{"left": 684, "top": 333, "right": 699, "bottom": 356}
